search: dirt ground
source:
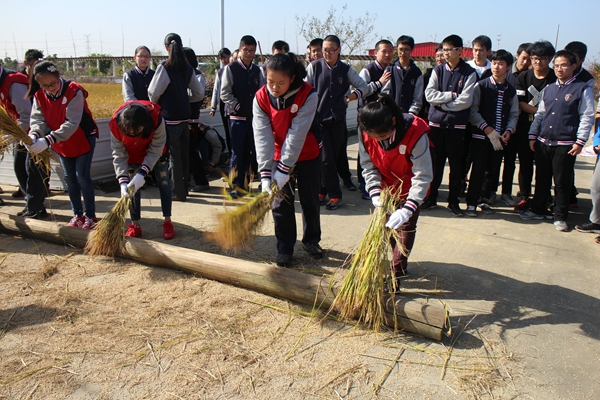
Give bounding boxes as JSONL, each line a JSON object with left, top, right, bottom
{"left": 1, "top": 140, "right": 599, "bottom": 399}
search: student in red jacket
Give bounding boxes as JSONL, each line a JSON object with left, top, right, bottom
{"left": 253, "top": 53, "right": 322, "bottom": 267}
{"left": 110, "top": 101, "right": 174, "bottom": 239}
{"left": 26, "top": 61, "right": 98, "bottom": 229}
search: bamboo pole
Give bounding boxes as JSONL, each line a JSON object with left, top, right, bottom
{"left": 0, "top": 213, "right": 447, "bottom": 340}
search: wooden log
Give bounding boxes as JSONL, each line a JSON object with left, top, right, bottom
{"left": 0, "top": 212, "right": 448, "bottom": 340}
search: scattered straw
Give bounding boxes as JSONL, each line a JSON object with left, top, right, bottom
{"left": 84, "top": 192, "right": 132, "bottom": 257}
{"left": 329, "top": 187, "right": 406, "bottom": 331}
{"left": 0, "top": 105, "right": 53, "bottom": 171}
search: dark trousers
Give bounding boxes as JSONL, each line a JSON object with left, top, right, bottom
{"left": 466, "top": 138, "right": 504, "bottom": 206}
{"left": 14, "top": 144, "right": 48, "bottom": 212}
{"left": 530, "top": 143, "right": 576, "bottom": 221}
{"left": 428, "top": 127, "right": 465, "bottom": 205}
{"left": 229, "top": 119, "right": 255, "bottom": 189}
{"left": 515, "top": 127, "right": 535, "bottom": 197}
{"left": 501, "top": 133, "right": 518, "bottom": 195}
{"left": 272, "top": 156, "right": 322, "bottom": 256}
{"left": 219, "top": 103, "right": 231, "bottom": 153}
{"left": 167, "top": 122, "right": 190, "bottom": 200}
{"left": 390, "top": 207, "right": 421, "bottom": 276}
{"left": 320, "top": 120, "right": 344, "bottom": 198}
{"left": 461, "top": 124, "right": 473, "bottom": 180}
{"left": 188, "top": 123, "right": 208, "bottom": 186}
{"left": 334, "top": 120, "right": 351, "bottom": 181}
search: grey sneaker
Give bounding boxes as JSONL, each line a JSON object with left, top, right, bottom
{"left": 465, "top": 205, "right": 477, "bottom": 217}
{"left": 276, "top": 254, "right": 292, "bottom": 267}
{"left": 500, "top": 194, "right": 517, "bottom": 207}
{"left": 574, "top": 222, "right": 600, "bottom": 234}
{"left": 554, "top": 220, "right": 568, "bottom": 231}
{"left": 487, "top": 193, "right": 497, "bottom": 205}
{"left": 303, "top": 242, "right": 323, "bottom": 259}
{"left": 519, "top": 210, "right": 545, "bottom": 220}
{"left": 478, "top": 203, "right": 494, "bottom": 214}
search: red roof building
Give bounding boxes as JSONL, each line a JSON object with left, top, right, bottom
{"left": 368, "top": 41, "right": 473, "bottom": 61}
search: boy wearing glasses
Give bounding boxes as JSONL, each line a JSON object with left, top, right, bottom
{"left": 423, "top": 34, "right": 477, "bottom": 216}
{"left": 514, "top": 41, "right": 556, "bottom": 203}
{"left": 306, "top": 35, "right": 369, "bottom": 210}
{"left": 520, "top": 50, "right": 594, "bottom": 231}
{"left": 382, "top": 35, "right": 423, "bottom": 115}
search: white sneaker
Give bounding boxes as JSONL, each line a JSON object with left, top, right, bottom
{"left": 554, "top": 220, "right": 568, "bottom": 231}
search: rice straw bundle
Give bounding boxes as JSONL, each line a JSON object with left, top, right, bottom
{"left": 209, "top": 182, "right": 279, "bottom": 251}
{"left": 84, "top": 191, "right": 132, "bottom": 257}
{"left": 329, "top": 187, "right": 406, "bottom": 331}
{"left": 0, "top": 105, "right": 53, "bottom": 170}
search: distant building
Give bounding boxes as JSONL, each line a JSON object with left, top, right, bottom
{"left": 368, "top": 41, "right": 473, "bottom": 61}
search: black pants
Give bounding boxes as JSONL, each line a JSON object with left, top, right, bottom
{"left": 272, "top": 156, "right": 322, "bottom": 256}
{"left": 530, "top": 143, "right": 575, "bottom": 221}
{"left": 501, "top": 133, "right": 518, "bottom": 195}
{"left": 334, "top": 121, "right": 351, "bottom": 181}
{"left": 461, "top": 124, "right": 473, "bottom": 180}
{"left": 428, "top": 127, "right": 465, "bottom": 206}
{"left": 466, "top": 138, "right": 504, "bottom": 206}
{"left": 14, "top": 144, "right": 48, "bottom": 212}
{"left": 514, "top": 127, "right": 535, "bottom": 197}
{"left": 320, "top": 120, "right": 345, "bottom": 198}
{"left": 188, "top": 123, "right": 209, "bottom": 186}
{"left": 219, "top": 102, "right": 231, "bottom": 153}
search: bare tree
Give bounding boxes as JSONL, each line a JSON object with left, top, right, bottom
{"left": 296, "top": 4, "right": 377, "bottom": 58}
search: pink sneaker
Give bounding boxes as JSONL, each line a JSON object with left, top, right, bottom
{"left": 68, "top": 215, "right": 85, "bottom": 227}
{"left": 82, "top": 216, "right": 98, "bottom": 230}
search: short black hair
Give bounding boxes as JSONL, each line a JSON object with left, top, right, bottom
{"left": 272, "top": 40, "right": 289, "bottom": 53}
{"left": 472, "top": 35, "right": 492, "bottom": 51}
{"left": 265, "top": 53, "right": 307, "bottom": 92}
{"left": 217, "top": 47, "right": 231, "bottom": 58}
{"left": 359, "top": 94, "right": 406, "bottom": 136}
{"left": 375, "top": 39, "right": 393, "bottom": 51}
{"left": 442, "top": 34, "right": 463, "bottom": 48}
{"left": 396, "top": 35, "right": 415, "bottom": 49}
{"left": 240, "top": 35, "right": 257, "bottom": 47}
{"left": 554, "top": 50, "right": 577, "bottom": 66}
{"left": 516, "top": 43, "right": 532, "bottom": 55}
{"left": 27, "top": 60, "right": 60, "bottom": 98}
{"left": 564, "top": 41, "right": 587, "bottom": 60}
{"left": 435, "top": 43, "right": 443, "bottom": 52}
{"left": 24, "top": 49, "right": 44, "bottom": 62}
{"left": 490, "top": 49, "right": 514, "bottom": 65}
{"left": 323, "top": 35, "right": 341, "bottom": 48}
{"left": 183, "top": 47, "right": 198, "bottom": 69}
{"left": 529, "top": 40, "right": 555, "bottom": 58}
{"left": 117, "top": 103, "right": 155, "bottom": 139}
{"left": 309, "top": 38, "right": 323, "bottom": 47}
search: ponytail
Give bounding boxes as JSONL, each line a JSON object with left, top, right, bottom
{"left": 265, "top": 52, "right": 307, "bottom": 92}
{"left": 26, "top": 60, "right": 60, "bottom": 98}
{"left": 359, "top": 94, "right": 406, "bottom": 135}
{"left": 163, "top": 33, "right": 188, "bottom": 72}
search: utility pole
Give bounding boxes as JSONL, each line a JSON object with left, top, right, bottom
{"left": 554, "top": 25, "right": 560, "bottom": 49}
{"left": 70, "top": 29, "right": 77, "bottom": 57}
{"left": 84, "top": 34, "right": 91, "bottom": 55}
{"left": 220, "top": 0, "right": 225, "bottom": 49}
{"left": 45, "top": 33, "right": 49, "bottom": 55}
{"left": 497, "top": 33, "right": 501, "bottom": 49}
{"left": 13, "top": 33, "right": 19, "bottom": 62}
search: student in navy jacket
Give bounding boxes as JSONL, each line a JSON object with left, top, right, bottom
{"left": 209, "top": 48, "right": 232, "bottom": 152}
{"left": 520, "top": 50, "right": 594, "bottom": 231}
{"left": 305, "top": 35, "right": 370, "bottom": 210}
{"left": 122, "top": 46, "right": 155, "bottom": 102}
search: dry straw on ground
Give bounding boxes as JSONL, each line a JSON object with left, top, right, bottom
{"left": 84, "top": 192, "right": 132, "bottom": 257}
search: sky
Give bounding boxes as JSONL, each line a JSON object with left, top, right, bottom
{"left": 2, "top": 0, "right": 600, "bottom": 65}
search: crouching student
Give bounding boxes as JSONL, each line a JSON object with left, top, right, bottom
{"left": 359, "top": 94, "right": 433, "bottom": 288}
{"left": 109, "top": 101, "right": 174, "bottom": 240}
{"left": 26, "top": 61, "right": 98, "bottom": 229}
{"left": 465, "top": 50, "right": 518, "bottom": 216}
{"left": 520, "top": 50, "right": 595, "bottom": 231}
{"left": 253, "top": 53, "right": 322, "bottom": 267}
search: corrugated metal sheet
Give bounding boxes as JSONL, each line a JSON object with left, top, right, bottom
{"left": 367, "top": 42, "right": 473, "bottom": 61}
{"left": 0, "top": 108, "right": 359, "bottom": 189}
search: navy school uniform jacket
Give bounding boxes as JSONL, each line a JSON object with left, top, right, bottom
{"left": 382, "top": 59, "right": 424, "bottom": 115}
{"left": 220, "top": 59, "right": 265, "bottom": 121}
{"left": 358, "top": 61, "right": 386, "bottom": 114}
{"left": 469, "top": 76, "right": 518, "bottom": 139}
{"left": 122, "top": 67, "right": 155, "bottom": 102}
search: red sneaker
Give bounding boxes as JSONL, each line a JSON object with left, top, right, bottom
{"left": 125, "top": 224, "right": 142, "bottom": 238}
{"left": 68, "top": 215, "right": 85, "bottom": 227}
{"left": 325, "top": 198, "right": 343, "bottom": 210}
{"left": 82, "top": 216, "right": 98, "bottom": 230}
{"left": 163, "top": 220, "right": 175, "bottom": 240}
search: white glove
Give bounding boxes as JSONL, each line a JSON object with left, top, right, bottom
{"left": 273, "top": 171, "right": 289, "bottom": 190}
{"left": 28, "top": 133, "right": 39, "bottom": 144}
{"left": 127, "top": 173, "right": 145, "bottom": 194}
{"left": 261, "top": 178, "right": 273, "bottom": 194}
{"left": 371, "top": 195, "right": 382, "bottom": 207}
{"left": 487, "top": 130, "right": 503, "bottom": 151}
{"left": 385, "top": 208, "right": 413, "bottom": 230}
{"left": 27, "top": 138, "right": 49, "bottom": 154}
{"left": 120, "top": 182, "right": 129, "bottom": 198}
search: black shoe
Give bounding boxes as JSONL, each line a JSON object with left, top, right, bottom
{"left": 383, "top": 276, "right": 401, "bottom": 294}
{"left": 421, "top": 199, "right": 437, "bottom": 211}
{"left": 17, "top": 207, "right": 28, "bottom": 216}
{"left": 575, "top": 222, "right": 600, "bottom": 234}
{"left": 303, "top": 242, "right": 323, "bottom": 259}
{"left": 447, "top": 203, "right": 463, "bottom": 216}
{"left": 0, "top": 198, "right": 4, "bottom": 206}
{"left": 276, "top": 253, "right": 292, "bottom": 267}
{"left": 172, "top": 196, "right": 187, "bottom": 202}
{"left": 12, "top": 188, "right": 23, "bottom": 198}
{"left": 343, "top": 179, "right": 357, "bottom": 191}
{"left": 190, "top": 184, "right": 210, "bottom": 192}
{"left": 22, "top": 208, "right": 48, "bottom": 219}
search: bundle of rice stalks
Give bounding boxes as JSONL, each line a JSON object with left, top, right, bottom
{"left": 329, "top": 187, "right": 406, "bottom": 331}
{"left": 0, "top": 104, "right": 53, "bottom": 170}
{"left": 84, "top": 190, "right": 132, "bottom": 257}
{"left": 209, "top": 181, "right": 279, "bottom": 251}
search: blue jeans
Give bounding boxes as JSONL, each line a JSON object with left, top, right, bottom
{"left": 167, "top": 122, "right": 190, "bottom": 200}
{"left": 58, "top": 135, "right": 96, "bottom": 218}
{"left": 129, "top": 158, "right": 172, "bottom": 221}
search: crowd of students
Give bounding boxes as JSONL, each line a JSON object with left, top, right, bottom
{"left": 0, "top": 31, "right": 599, "bottom": 274}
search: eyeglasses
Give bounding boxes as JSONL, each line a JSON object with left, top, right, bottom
{"left": 530, "top": 56, "right": 549, "bottom": 63}
{"left": 135, "top": 55, "right": 150, "bottom": 59}
{"left": 554, "top": 63, "right": 572, "bottom": 70}
{"left": 397, "top": 47, "right": 412, "bottom": 53}
{"left": 323, "top": 48, "right": 339, "bottom": 54}
{"left": 442, "top": 47, "right": 460, "bottom": 53}
{"left": 40, "top": 80, "right": 59, "bottom": 90}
